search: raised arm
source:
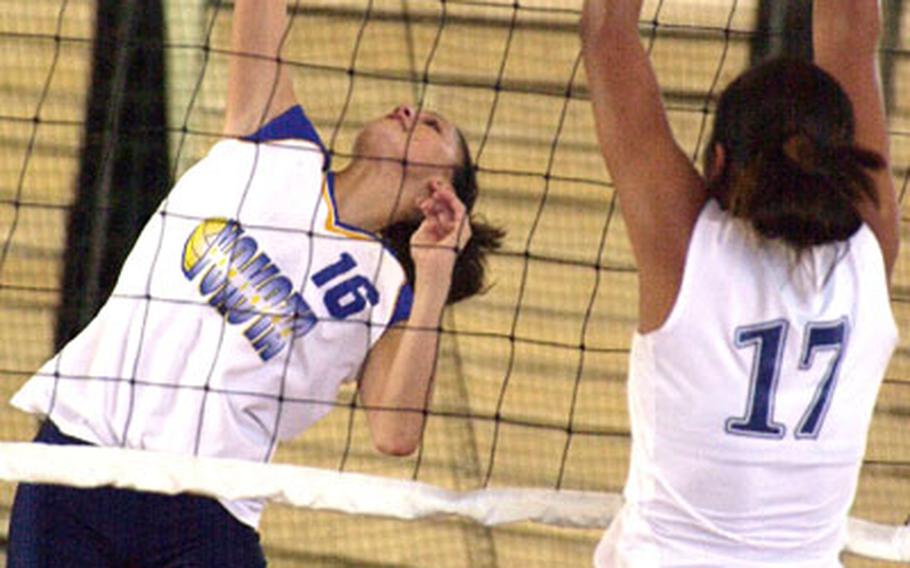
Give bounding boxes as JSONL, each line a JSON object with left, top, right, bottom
{"left": 357, "top": 183, "right": 471, "bottom": 456}
{"left": 813, "top": 0, "right": 898, "bottom": 278}
{"left": 580, "top": 0, "right": 706, "bottom": 332}
{"left": 224, "top": 0, "right": 299, "bottom": 138}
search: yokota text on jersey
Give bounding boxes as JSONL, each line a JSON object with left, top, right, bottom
{"left": 183, "top": 218, "right": 318, "bottom": 362}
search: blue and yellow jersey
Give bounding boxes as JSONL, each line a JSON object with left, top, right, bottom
{"left": 12, "top": 106, "right": 413, "bottom": 529}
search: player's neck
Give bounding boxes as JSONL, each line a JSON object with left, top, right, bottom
{"left": 333, "top": 161, "right": 409, "bottom": 232}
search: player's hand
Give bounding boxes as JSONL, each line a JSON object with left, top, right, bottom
{"left": 410, "top": 180, "right": 472, "bottom": 276}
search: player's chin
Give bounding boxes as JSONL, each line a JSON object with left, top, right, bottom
{"left": 355, "top": 123, "right": 407, "bottom": 160}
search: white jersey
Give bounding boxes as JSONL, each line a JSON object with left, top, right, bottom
{"left": 12, "top": 107, "right": 412, "bottom": 528}
{"left": 596, "top": 200, "right": 897, "bottom": 567}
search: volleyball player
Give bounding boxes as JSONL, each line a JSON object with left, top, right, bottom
{"left": 7, "top": 0, "right": 502, "bottom": 565}
{"left": 581, "top": 0, "right": 897, "bottom": 565}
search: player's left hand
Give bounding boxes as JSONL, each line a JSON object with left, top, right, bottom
{"left": 410, "top": 179, "right": 472, "bottom": 274}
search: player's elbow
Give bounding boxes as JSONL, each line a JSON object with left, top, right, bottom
{"left": 376, "top": 440, "right": 419, "bottom": 457}
{"left": 368, "top": 417, "right": 423, "bottom": 457}
{"left": 372, "top": 432, "right": 420, "bottom": 457}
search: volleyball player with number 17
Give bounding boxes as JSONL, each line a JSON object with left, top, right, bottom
{"left": 581, "top": 0, "right": 898, "bottom": 565}
{"left": 7, "top": 0, "right": 502, "bottom": 565}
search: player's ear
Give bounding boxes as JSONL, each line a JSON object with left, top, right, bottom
{"left": 706, "top": 143, "right": 726, "bottom": 184}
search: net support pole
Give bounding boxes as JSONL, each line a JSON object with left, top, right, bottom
{"left": 751, "top": 0, "right": 812, "bottom": 64}
{"left": 56, "top": 0, "right": 171, "bottom": 348}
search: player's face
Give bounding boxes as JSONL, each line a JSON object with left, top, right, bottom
{"left": 351, "top": 105, "right": 467, "bottom": 225}
{"left": 355, "top": 104, "right": 462, "bottom": 187}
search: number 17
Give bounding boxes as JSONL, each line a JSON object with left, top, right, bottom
{"left": 725, "top": 317, "right": 850, "bottom": 440}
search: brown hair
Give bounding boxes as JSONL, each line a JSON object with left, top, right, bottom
{"left": 705, "top": 57, "right": 884, "bottom": 251}
{"left": 381, "top": 128, "right": 505, "bottom": 304}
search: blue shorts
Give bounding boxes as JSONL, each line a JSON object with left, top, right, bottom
{"left": 7, "top": 421, "right": 267, "bottom": 567}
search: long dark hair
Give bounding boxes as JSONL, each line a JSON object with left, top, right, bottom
{"left": 381, "top": 129, "right": 505, "bottom": 304}
{"left": 705, "top": 57, "right": 884, "bottom": 251}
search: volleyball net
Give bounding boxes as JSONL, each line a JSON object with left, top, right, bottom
{"left": 0, "top": 1, "right": 908, "bottom": 566}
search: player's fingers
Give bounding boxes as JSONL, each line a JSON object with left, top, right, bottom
{"left": 431, "top": 185, "right": 465, "bottom": 225}
{"left": 420, "top": 190, "right": 451, "bottom": 225}
{"left": 422, "top": 179, "right": 471, "bottom": 247}
{"left": 430, "top": 181, "right": 463, "bottom": 211}
{"left": 434, "top": 202, "right": 455, "bottom": 228}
